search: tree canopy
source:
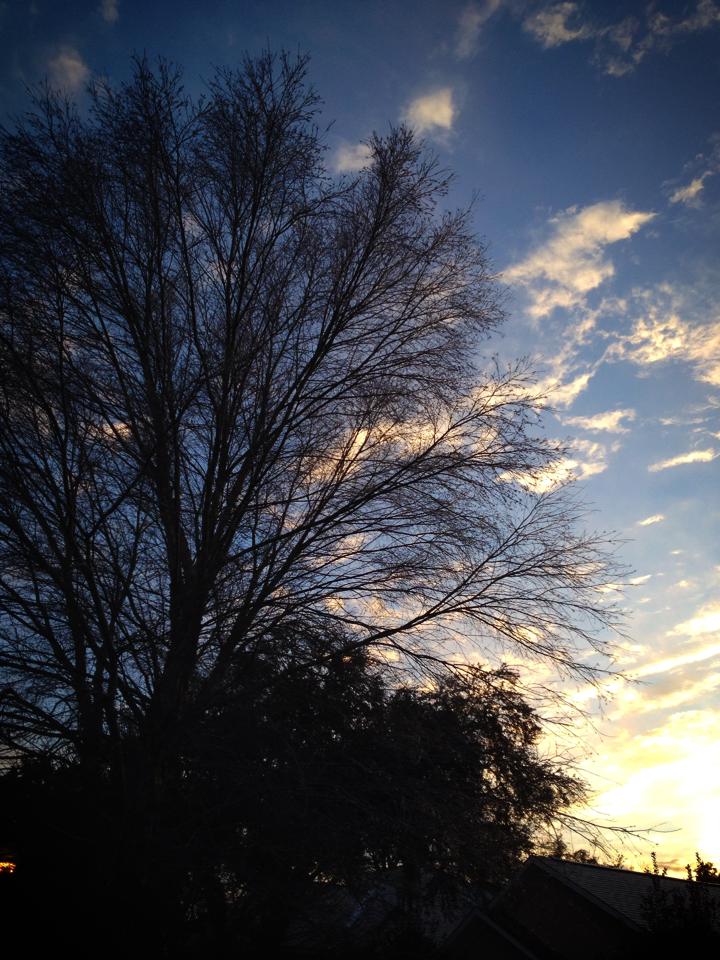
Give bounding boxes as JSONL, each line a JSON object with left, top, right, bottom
{"left": 1, "top": 635, "right": 587, "bottom": 952}
{"left": 0, "top": 51, "right": 627, "bottom": 953}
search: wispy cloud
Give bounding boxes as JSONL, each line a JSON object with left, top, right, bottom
{"left": 632, "top": 640, "right": 720, "bottom": 678}
{"left": 648, "top": 448, "right": 717, "bottom": 472}
{"left": 520, "top": 301, "right": 609, "bottom": 412}
{"left": 403, "top": 88, "right": 455, "bottom": 135}
{"left": 576, "top": 639, "right": 720, "bottom": 704}
{"left": 611, "top": 287, "right": 720, "bottom": 387}
{"left": 522, "top": 2, "right": 592, "bottom": 48}
{"left": 521, "top": 0, "right": 720, "bottom": 77}
{"left": 564, "top": 408, "right": 636, "bottom": 434}
{"left": 591, "top": 662, "right": 720, "bottom": 729}
{"left": 506, "top": 201, "right": 655, "bottom": 319}
{"left": 666, "top": 134, "right": 720, "bottom": 207}
{"left": 99, "top": 0, "right": 119, "bottom": 23}
{"left": 637, "top": 514, "right": 665, "bottom": 527}
{"left": 602, "top": 1, "right": 720, "bottom": 75}
{"left": 659, "top": 411, "right": 709, "bottom": 427}
{"left": 670, "top": 173, "right": 712, "bottom": 206}
{"left": 501, "top": 436, "right": 613, "bottom": 492}
{"left": 669, "top": 602, "right": 720, "bottom": 637}
{"left": 47, "top": 47, "right": 89, "bottom": 92}
{"left": 332, "top": 141, "right": 373, "bottom": 173}
{"left": 650, "top": 0, "right": 720, "bottom": 39}
{"left": 455, "top": 0, "right": 503, "bottom": 57}
{"left": 538, "top": 370, "right": 594, "bottom": 409}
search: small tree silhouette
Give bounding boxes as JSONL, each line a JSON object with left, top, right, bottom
{"left": 639, "top": 852, "right": 720, "bottom": 952}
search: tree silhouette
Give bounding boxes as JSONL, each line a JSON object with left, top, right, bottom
{"left": 1, "top": 631, "right": 587, "bottom": 952}
{"left": 0, "top": 51, "right": 626, "bottom": 952}
{"left": 636, "top": 852, "right": 720, "bottom": 956}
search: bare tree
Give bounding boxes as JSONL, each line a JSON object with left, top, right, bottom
{"left": 0, "top": 53, "right": 622, "bottom": 780}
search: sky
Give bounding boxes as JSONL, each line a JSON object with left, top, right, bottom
{"left": 1, "top": 0, "right": 719, "bottom": 873}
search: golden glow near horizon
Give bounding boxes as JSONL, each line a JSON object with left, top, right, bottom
{"left": 560, "top": 594, "right": 720, "bottom": 873}
{"left": 0, "top": 861, "right": 16, "bottom": 874}
{"left": 576, "top": 709, "right": 720, "bottom": 875}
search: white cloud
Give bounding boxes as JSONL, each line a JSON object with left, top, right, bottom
{"left": 659, "top": 414, "right": 707, "bottom": 427}
{"left": 669, "top": 172, "right": 712, "bottom": 206}
{"left": 596, "top": 672, "right": 720, "bottom": 733}
{"left": 564, "top": 408, "right": 636, "bottom": 434}
{"left": 524, "top": 307, "right": 606, "bottom": 412}
{"left": 648, "top": 448, "right": 717, "bottom": 472}
{"left": 455, "top": 0, "right": 502, "bottom": 58}
{"left": 611, "top": 287, "right": 720, "bottom": 388}
{"left": 637, "top": 514, "right": 665, "bottom": 527}
{"left": 501, "top": 436, "right": 612, "bottom": 492}
{"left": 667, "top": 136, "right": 720, "bottom": 207}
{"left": 506, "top": 201, "right": 655, "bottom": 319}
{"left": 47, "top": 47, "right": 89, "bottom": 93}
{"left": 636, "top": 648, "right": 720, "bottom": 689}
{"left": 332, "top": 142, "right": 373, "bottom": 173}
{"left": 669, "top": 602, "right": 720, "bottom": 638}
{"left": 500, "top": 459, "right": 570, "bottom": 494}
{"left": 522, "top": 2, "right": 592, "bottom": 48}
{"left": 576, "top": 639, "right": 720, "bottom": 704}
{"left": 538, "top": 370, "right": 593, "bottom": 409}
{"left": 99, "top": 0, "right": 119, "bottom": 23}
{"left": 403, "top": 88, "right": 455, "bottom": 134}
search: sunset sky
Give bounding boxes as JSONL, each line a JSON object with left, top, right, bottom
{"left": 1, "top": 0, "right": 719, "bottom": 872}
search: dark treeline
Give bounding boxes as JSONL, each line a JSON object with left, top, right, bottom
{"left": 2, "top": 633, "right": 583, "bottom": 954}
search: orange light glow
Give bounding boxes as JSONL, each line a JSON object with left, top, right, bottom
{"left": 0, "top": 861, "right": 16, "bottom": 874}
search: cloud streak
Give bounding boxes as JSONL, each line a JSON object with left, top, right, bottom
{"left": 455, "top": 0, "right": 502, "bottom": 58}
{"left": 506, "top": 201, "right": 655, "bottom": 319}
{"left": 637, "top": 514, "right": 665, "bottom": 527}
{"left": 648, "top": 448, "right": 717, "bottom": 472}
{"left": 564, "top": 408, "right": 636, "bottom": 434}
{"left": 538, "top": 370, "right": 594, "bottom": 409}
{"left": 669, "top": 603, "right": 720, "bottom": 638}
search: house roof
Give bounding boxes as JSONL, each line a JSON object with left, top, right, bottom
{"left": 527, "top": 856, "right": 720, "bottom": 931}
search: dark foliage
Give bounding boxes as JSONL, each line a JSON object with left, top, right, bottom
{"left": 1, "top": 629, "right": 584, "bottom": 953}
{"left": 632, "top": 852, "right": 720, "bottom": 956}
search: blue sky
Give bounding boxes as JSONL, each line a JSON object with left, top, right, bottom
{"left": 1, "top": 0, "right": 719, "bottom": 870}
